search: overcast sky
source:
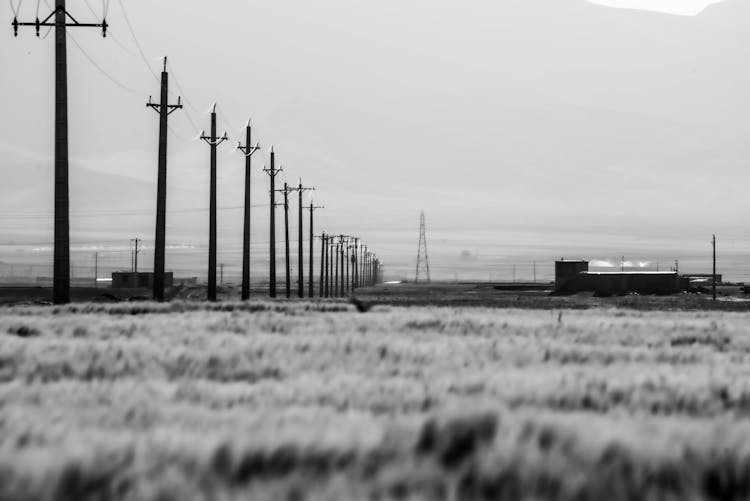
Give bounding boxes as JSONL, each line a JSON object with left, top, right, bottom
{"left": 1, "top": 0, "right": 748, "bottom": 278}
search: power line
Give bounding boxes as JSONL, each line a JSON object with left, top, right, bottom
{"left": 0, "top": 204, "right": 269, "bottom": 220}
{"left": 81, "top": 0, "right": 137, "bottom": 58}
{"left": 67, "top": 31, "right": 143, "bottom": 95}
{"left": 116, "top": 0, "right": 158, "bottom": 82}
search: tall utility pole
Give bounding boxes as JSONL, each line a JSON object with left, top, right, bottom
{"left": 237, "top": 121, "right": 260, "bottom": 301}
{"left": 361, "top": 245, "right": 368, "bottom": 288}
{"left": 291, "top": 182, "right": 314, "bottom": 298}
{"left": 333, "top": 240, "right": 339, "bottom": 297}
{"left": 352, "top": 238, "right": 359, "bottom": 291}
{"left": 712, "top": 234, "right": 717, "bottom": 301}
{"left": 345, "top": 240, "right": 351, "bottom": 294}
{"left": 13, "top": 1, "right": 108, "bottom": 304}
{"left": 415, "top": 211, "right": 431, "bottom": 284}
{"left": 319, "top": 233, "right": 326, "bottom": 297}
{"left": 324, "top": 235, "right": 330, "bottom": 297}
{"left": 200, "top": 105, "right": 229, "bottom": 302}
{"left": 276, "top": 183, "right": 293, "bottom": 299}
{"left": 305, "top": 204, "right": 324, "bottom": 298}
{"left": 322, "top": 233, "right": 329, "bottom": 297}
{"left": 263, "top": 148, "right": 282, "bottom": 298}
{"left": 131, "top": 238, "right": 142, "bottom": 273}
{"left": 339, "top": 236, "right": 346, "bottom": 297}
{"left": 147, "top": 57, "right": 182, "bottom": 302}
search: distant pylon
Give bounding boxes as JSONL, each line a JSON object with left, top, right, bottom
{"left": 415, "top": 211, "right": 430, "bottom": 284}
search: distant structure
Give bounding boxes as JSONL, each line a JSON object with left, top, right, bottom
{"left": 415, "top": 211, "right": 431, "bottom": 284}
{"left": 554, "top": 260, "right": 688, "bottom": 296}
{"left": 112, "top": 272, "right": 173, "bottom": 289}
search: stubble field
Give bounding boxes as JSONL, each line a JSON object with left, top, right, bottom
{"left": 2, "top": 298, "right": 750, "bottom": 500}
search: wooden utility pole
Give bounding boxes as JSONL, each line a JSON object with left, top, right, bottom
{"left": 292, "top": 182, "right": 314, "bottom": 298}
{"left": 13, "top": 0, "right": 108, "bottom": 304}
{"left": 200, "top": 106, "right": 228, "bottom": 301}
{"left": 361, "top": 245, "right": 368, "bottom": 288}
{"left": 263, "top": 149, "right": 282, "bottom": 298}
{"left": 131, "top": 238, "right": 142, "bottom": 273}
{"left": 352, "top": 238, "right": 359, "bottom": 291}
{"left": 345, "top": 240, "right": 351, "bottom": 294}
{"left": 276, "top": 183, "right": 293, "bottom": 299}
{"left": 147, "top": 57, "right": 182, "bottom": 302}
{"left": 323, "top": 234, "right": 330, "bottom": 297}
{"left": 306, "top": 204, "right": 324, "bottom": 297}
{"left": 713, "top": 235, "right": 717, "bottom": 301}
{"left": 237, "top": 122, "right": 260, "bottom": 301}
{"left": 334, "top": 241, "right": 340, "bottom": 298}
{"left": 319, "top": 233, "right": 326, "bottom": 298}
{"left": 339, "top": 236, "right": 346, "bottom": 297}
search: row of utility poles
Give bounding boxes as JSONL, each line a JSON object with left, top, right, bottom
{"left": 12, "top": 2, "right": 383, "bottom": 303}
{"left": 319, "top": 235, "right": 382, "bottom": 298}
{"left": 154, "top": 93, "right": 384, "bottom": 301}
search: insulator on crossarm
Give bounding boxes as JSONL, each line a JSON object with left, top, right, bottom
{"left": 102, "top": 19, "right": 108, "bottom": 38}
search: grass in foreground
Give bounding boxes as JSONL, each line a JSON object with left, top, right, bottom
{"left": 1, "top": 300, "right": 750, "bottom": 500}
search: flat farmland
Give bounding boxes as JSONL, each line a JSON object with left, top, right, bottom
{"left": 2, "top": 300, "right": 750, "bottom": 500}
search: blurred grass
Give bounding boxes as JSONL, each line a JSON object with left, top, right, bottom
{"left": 2, "top": 301, "right": 750, "bottom": 499}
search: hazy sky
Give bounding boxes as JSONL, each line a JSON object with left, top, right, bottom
{"left": 1, "top": 0, "right": 748, "bottom": 279}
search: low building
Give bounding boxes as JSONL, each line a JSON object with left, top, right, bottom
{"left": 554, "top": 260, "right": 688, "bottom": 295}
{"left": 111, "top": 272, "right": 173, "bottom": 289}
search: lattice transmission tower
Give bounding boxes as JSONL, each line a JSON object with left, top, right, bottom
{"left": 415, "top": 211, "right": 431, "bottom": 284}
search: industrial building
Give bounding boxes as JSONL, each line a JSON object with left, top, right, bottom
{"left": 554, "top": 260, "right": 689, "bottom": 296}
{"left": 111, "top": 272, "right": 173, "bottom": 289}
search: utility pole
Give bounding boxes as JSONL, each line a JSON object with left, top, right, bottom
{"left": 345, "top": 239, "right": 351, "bottom": 295}
{"left": 362, "top": 245, "right": 368, "bottom": 288}
{"left": 319, "top": 233, "right": 326, "bottom": 297}
{"left": 305, "top": 203, "right": 324, "bottom": 297}
{"left": 323, "top": 234, "right": 329, "bottom": 297}
{"left": 94, "top": 252, "right": 98, "bottom": 289}
{"left": 352, "top": 238, "right": 360, "bottom": 291}
{"left": 220, "top": 263, "right": 225, "bottom": 286}
{"left": 712, "top": 235, "right": 717, "bottom": 301}
{"left": 292, "top": 182, "right": 314, "bottom": 298}
{"left": 276, "top": 183, "right": 293, "bottom": 299}
{"left": 334, "top": 240, "right": 340, "bottom": 298}
{"left": 263, "top": 149, "right": 282, "bottom": 298}
{"left": 200, "top": 105, "right": 229, "bottom": 302}
{"left": 339, "top": 236, "right": 346, "bottom": 297}
{"left": 368, "top": 252, "right": 372, "bottom": 286}
{"left": 147, "top": 57, "right": 182, "bottom": 302}
{"left": 131, "top": 238, "right": 142, "bottom": 273}
{"left": 237, "top": 121, "right": 260, "bottom": 301}
{"left": 13, "top": 0, "right": 108, "bottom": 304}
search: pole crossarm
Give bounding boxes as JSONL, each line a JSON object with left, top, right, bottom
{"left": 13, "top": 5, "right": 108, "bottom": 37}
{"left": 200, "top": 131, "right": 229, "bottom": 146}
{"left": 147, "top": 96, "right": 183, "bottom": 115}
{"left": 238, "top": 122, "right": 260, "bottom": 157}
{"left": 238, "top": 141, "right": 261, "bottom": 157}
{"left": 263, "top": 165, "right": 283, "bottom": 177}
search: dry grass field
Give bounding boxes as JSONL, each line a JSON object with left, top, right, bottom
{"left": 2, "top": 298, "right": 750, "bottom": 500}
